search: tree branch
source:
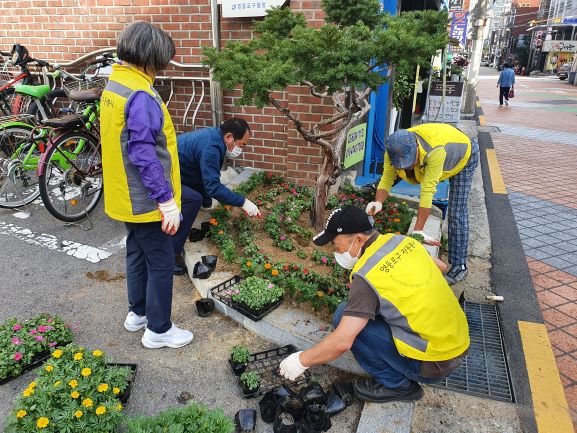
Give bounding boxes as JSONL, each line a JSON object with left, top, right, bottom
{"left": 332, "top": 92, "right": 346, "bottom": 112}
{"left": 301, "top": 80, "right": 329, "bottom": 98}
{"left": 267, "top": 94, "right": 316, "bottom": 142}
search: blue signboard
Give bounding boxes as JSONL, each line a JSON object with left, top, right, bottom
{"left": 450, "top": 12, "right": 469, "bottom": 48}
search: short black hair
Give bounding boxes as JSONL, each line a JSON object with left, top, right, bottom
{"left": 117, "top": 21, "right": 175, "bottom": 76}
{"left": 503, "top": 63, "right": 510, "bottom": 68}
{"left": 220, "top": 118, "right": 251, "bottom": 140}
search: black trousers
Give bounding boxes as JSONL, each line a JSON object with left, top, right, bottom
{"left": 499, "top": 86, "right": 510, "bottom": 105}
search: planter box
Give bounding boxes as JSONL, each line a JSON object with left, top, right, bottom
{"left": 107, "top": 363, "right": 138, "bottom": 404}
{"left": 211, "top": 276, "right": 283, "bottom": 322}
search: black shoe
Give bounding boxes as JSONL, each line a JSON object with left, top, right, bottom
{"left": 445, "top": 264, "right": 468, "bottom": 285}
{"left": 174, "top": 254, "right": 187, "bottom": 276}
{"left": 353, "top": 379, "right": 423, "bottom": 403}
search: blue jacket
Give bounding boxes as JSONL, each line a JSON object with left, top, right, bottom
{"left": 498, "top": 68, "right": 515, "bottom": 88}
{"left": 177, "top": 128, "right": 245, "bottom": 207}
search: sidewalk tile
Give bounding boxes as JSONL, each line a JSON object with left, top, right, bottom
{"left": 528, "top": 260, "right": 557, "bottom": 273}
{"left": 547, "top": 270, "right": 577, "bottom": 285}
{"left": 533, "top": 274, "right": 564, "bottom": 289}
{"left": 537, "top": 290, "right": 571, "bottom": 307}
{"left": 551, "top": 286, "right": 577, "bottom": 302}
{"left": 557, "top": 355, "right": 577, "bottom": 383}
{"left": 542, "top": 307, "right": 576, "bottom": 328}
{"left": 549, "top": 329, "right": 577, "bottom": 353}
{"left": 543, "top": 257, "right": 575, "bottom": 271}
{"left": 558, "top": 302, "right": 577, "bottom": 318}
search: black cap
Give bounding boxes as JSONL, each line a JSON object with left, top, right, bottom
{"left": 312, "top": 206, "right": 374, "bottom": 246}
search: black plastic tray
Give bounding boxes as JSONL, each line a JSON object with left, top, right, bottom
{"left": 211, "top": 275, "right": 283, "bottom": 322}
{"left": 107, "top": 363, "right": 138, "bottom": 404}
{"left": 0, "top": 340, "right": 72, "bottom": 386}
{"left": 232, "top": 345, "right": 311, "bottom": 399}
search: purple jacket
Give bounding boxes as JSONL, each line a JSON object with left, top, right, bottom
{"left": 125, "top": 91, "right": 173, "bottom": 204}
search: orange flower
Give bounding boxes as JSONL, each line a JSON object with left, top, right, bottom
{"left": 209, "top": 218, "right": 218, "bottom": 226}
{"left": 264, "top": 263, "right": 272, "bottom": 269}
{"left": 394, "top": 218, "right": 400, "bottom": 223}
{"left": 224, "top": 205, "right": 232, "bottom": 211}
{"left": 271, "top": 269, "right": 279, "bottom": 276}
{"left": 218, "top": 230, "right": 224, "bottom": 235}
{"left": 245, "top": 261, "right": 252, "bottom": 267}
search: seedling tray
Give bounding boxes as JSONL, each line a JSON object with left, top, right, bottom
{"left": 231, "top": 345, "right": 311, "bottom": 399}
{"left": 107, "top": 363, "right": 138, "bottom": 404}
{"left": 0, "top": 340, "right": 72, "bottom": 386}
{"left": 211, "top": 275, "right": 283, "bottom": 322}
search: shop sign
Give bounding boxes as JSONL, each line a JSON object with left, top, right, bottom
{"left": 542, "top": 40, "right": 577, "bottom": 53}
{"left": 450, "top": 12, "right": 469, "bottom": 48}
{"left": 221, "top": 0, "right": 287, "bottom": 18}
{"left": 448, "top": 0, "right": 463, "bottom": 11}
{"left": 343, "top": 123, "right": 367, "bottom": 169}
{"left": 425, "top": 81, "right": 464, "bottom": 124}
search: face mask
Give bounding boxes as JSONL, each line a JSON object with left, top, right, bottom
{"left": 226, "top": 145, "right": 243, "bottom": 158}
{"left": 334, "top": 237, "right": 360, "bottom": 269}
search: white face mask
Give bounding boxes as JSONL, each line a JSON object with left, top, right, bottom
{"left": 226, "top": 145, "right": 243, "bottom": 158}
{"left": 334, "top": 237, "right": 360, "bottom": 269}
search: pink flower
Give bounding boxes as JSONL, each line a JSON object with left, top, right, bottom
{"left": 13, "top": 352, "right": 22, "bottom": 361}
{"left": 38, "top": 325, "right": 52, "bottom": 333}
{"left": 29, "top": 329, "right": 37, "bottom": 335}
{"left": 35, "top": 336, "right": 44, "bottom": 342}
{"left": 11, "top": 337, "right": 21, "bottom": 345}
{"left": 268, "top": 284, "right": 274, "bottom": 289}
{"left": 321, "top": 257, "right": 328, "bottom": 264}
{"left": 285, "top": 217, "right": 292, "bottom": 223}
{"left": 234, "top": 289, "right": 240, "bottom": 295}
{"left": 12, "top": 324, "right": 22, "bottom": 331}
{"left": 47, "top": 318, "right": 53, "bottom": 323}
{"left": 49, "top": 342, "right": 57, "bottom": 347}
{"left": 280, "top": 235, "right": 286, "bottom": 241}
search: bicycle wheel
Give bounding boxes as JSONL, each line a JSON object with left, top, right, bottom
{"left": 0, "top": 125, "right": 40, "bottom": 208}
{"left": 39, "top": 130, "right": 103, "bottom": 222}
{"left": 0, "top": 88, "right": 16, "bottom": 116}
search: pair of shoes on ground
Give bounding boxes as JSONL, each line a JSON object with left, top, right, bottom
{"left": 353, "top": 378, "right": 424, "bottom": 403}
{"left": 444, "top": 264, "right": 468, "bottom": 285}
{"left": 123, "top": 312, "right": 193, "bottom": 349}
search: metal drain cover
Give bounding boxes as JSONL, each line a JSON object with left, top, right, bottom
{"left": 431, "top": 302, "right": 514, "bottom": 402}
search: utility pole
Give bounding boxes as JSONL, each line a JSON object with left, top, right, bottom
{"left": 463, "top": 0, "right": 490, "bottom": 114}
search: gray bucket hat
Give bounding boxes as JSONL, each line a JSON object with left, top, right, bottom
{"left": 385, "top": 130, "right": 418, "bottom": 170}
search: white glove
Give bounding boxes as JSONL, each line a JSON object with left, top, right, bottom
{"left": 279, "top": 351, "right": 308, "bottom": 381}
{"left": 158, "top": 198, "right": 181, "bottom": 235}
{"left": 242, "top": 199, "right": 261, "bottom": 217}
{"left": 365, "top": 201, "right": 382, "bottom": 215}
{"left": 410, "top": 230, "right": 440, "bottom": 246}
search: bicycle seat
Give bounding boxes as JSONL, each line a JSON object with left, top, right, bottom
{"left": 68, "top": 88, "right": 102, "bottom": 102}
{"left": 14, "top": 84, "right": 51, "bottom": 98}
{"left": 42, "top": 114, "right": 87, "bottom": 128}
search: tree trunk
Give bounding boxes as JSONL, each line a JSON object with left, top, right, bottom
{"left": 310, "top": 145, "right": 336, "bottom": 230}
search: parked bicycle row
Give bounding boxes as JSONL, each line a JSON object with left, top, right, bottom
{"left": 0, "top": 44, "right": 114, "bottom": 223}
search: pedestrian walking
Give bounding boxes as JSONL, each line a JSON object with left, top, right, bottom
{"left": 100, "top": 21, "right": 194, "bottom": 349}
{"left": 365, "top": 123, "right": 479, "bottom": 285}
{"left": 497, "top": 63, "right": 515, "bottom": 106}
{"left": 279, "top": 206, "right": 469, "bottom": 402}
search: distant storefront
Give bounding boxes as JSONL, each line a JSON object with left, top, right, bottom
{"left": 542, "top": 40, "right": 577, "bottom": 71}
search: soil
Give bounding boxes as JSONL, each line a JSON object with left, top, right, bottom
{"left": 85, "top": 269, "right": 126, "bottom": 282}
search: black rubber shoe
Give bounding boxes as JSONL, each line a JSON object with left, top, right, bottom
{"left": 174, "top": 254, "right": 188, "bottom": 276}
{"left": 353, "top": 379, "right": 424, "bottom": 403}
{"left": 445, "top": 264, "right": 468, "bottom": 285}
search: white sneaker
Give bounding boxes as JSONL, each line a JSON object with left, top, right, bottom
{"left": 124, "top": 312, "right": 148, "bottom": 332}
{"left": 505, "top": 100, "right": 509, "bottom": 106}
{"left": 141, "top": 325, "right": 193, "bottom": 349}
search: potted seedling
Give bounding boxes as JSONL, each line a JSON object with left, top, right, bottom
{"left": 230, "top": 345, "right": 251, "bottom": 376}
{"left": 231, "top": 276, "right": 284, "bottom": 320}
{"left": 240, "top": 371, "right": 261, "bottom": 396}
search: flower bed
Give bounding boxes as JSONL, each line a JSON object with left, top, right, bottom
{"left": 207, "top": 172, "right": 416, "bottom": 316}
{"left": 4, "top": 343, "right": 132, "bottom": 433}
{"left": 0, "top": 314, "right": 73, "bottom": 384}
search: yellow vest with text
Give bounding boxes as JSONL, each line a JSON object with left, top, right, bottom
{"left": 351, "top": 234, "right": 470, "bottom": 361}
{"left": 400, "top": 123, "right": 472, "bottom": 182}
{"left": 100, "top": 64, "right": 181, "bottom": 223}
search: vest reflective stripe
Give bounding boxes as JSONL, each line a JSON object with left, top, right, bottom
{"left": 352, "top": 234, "right": 470, "bottom": 361}
{"left": 417, "top": 135, "right": 468, "bottom": 172}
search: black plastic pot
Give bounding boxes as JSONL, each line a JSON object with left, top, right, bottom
{"left": 240, "top": 381, "right": 261, "bottom": 397}
{"left": 106, "top": 363, "right": 138, "bottom": 404}
{"left": 201, "top": 221, "right": 211, "bottom": 236}
{"left": 273, "top": 412, "right": 304, "bottom": 433}
{"left": 195, "top": 298, "right": 215, "bottom": 317}
{"left": 302, "top": 404, "right": 331, "bottom": 433}
{"left": 235, "top": 409, "right": 257, "bottom": 432}
{"left": 230, "top": 359, "right": 248, "bottom": 376}
{"left": 332, "top": 382, "right": 354, "bottom": 407}
{"left": 275, "top": 384, "right": 298, "bottom": 399}
{"left": 188, "top": 228, "right": 205, "bottom": 242}
{"left": 278, "top": 395, "right": 305, "bottom": 421}
{"left": 324, "top": 391, "right": 346, "bottom": 417}
{"left": 193, "top": 261, "right": 213, "bottom": 279}
{"left": 201, "top": 255, "right": 218, "bottom": 270}
{"left": 299, "top": 382, "right": 326, "bottom": 405}
{"left": 259, "top": 391, "right": 278, "bottom": 424}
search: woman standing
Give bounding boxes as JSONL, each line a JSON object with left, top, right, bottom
{"left": 100, "top": 21, "right": 193, "bottom": 349}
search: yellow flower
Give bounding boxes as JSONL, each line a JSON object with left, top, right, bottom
{"left": 69, "top": 379, "right": 78, "bottom": 388}
{"left": 113, "top": 387, "right": 120, "bottom": 395}
{"left": 81, "top": 368, "right": 91, "bottom": 377}
{"left": 264, "top": 263, "right": 272, "bottom": 269}
{"left": 74, "top": 410, "right": 83, "bottom": 419}
{"left": 36, "top": 417, "right": 49, "bottom": 429}
{"left": 70, "top": 391, "right": 80, "bottom": 399}
{"left": 116, "top": 402, "right": 123, "bottom": 411}
{"left": 29, "top": 382, "right": 37, "bottom": 389}
{"left": 22, "top": 388, "right": 34, "bottom": 397}
{"left": 16, "top": 410, "right": 27, "bottom": 419}
{"left": 271, "top": 269, "right": 279, "bottom": 276}
{"left": 316, "top": 291, "right": 324, "bottom": 298}
{"left": 73, "top": 352, "right": 83, "bottom": 361}
{"left": 92, "top": 350, "right": 103, "bottom": 357}
{"left": 54, "top": 381, "right": 61, "bottom": 387}
{"left": 95, "top": 406, "right": 107, "bottom": 416}
{"left": 246, "top": 261, "right": 252, "bottom": 267}
{"left": 45, "top": 365, "right": 54, "bottom": 372}
{"left": 394, "top": 218, "right": 400, "bottom": 223}
{"left": 81, "top": 398, "right": 93, "bottom": 408}
{"left": 97, "top": 383, "right": 109, "bottom": 393}
{"left": 52, "top": 349, "right": 62, "bottom": 358}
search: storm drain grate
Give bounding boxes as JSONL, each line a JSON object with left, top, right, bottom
{"left": 431, "top": 301, "right": 514, "bottom": 403}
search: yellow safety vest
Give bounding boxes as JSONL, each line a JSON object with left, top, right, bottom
{"left": 352, "top": 234, "right": 470, "bottom": 361}
{"left": 100, "top": 64, "right": 181, "bottom": 223}
{"left": 398, "top": 123, "right": 472, "bottom": 182}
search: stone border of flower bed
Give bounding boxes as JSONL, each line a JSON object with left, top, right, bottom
{"left": 184, "top": 168, "right": 444, "bottom": 377}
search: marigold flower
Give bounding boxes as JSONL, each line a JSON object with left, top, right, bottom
{"left": 69, "top": 379, "right": 78, "bottom": 388}
{"left": 73, "top": 352, "right": 83, "bottom": 361}
{"left": 218, "top": 230, "right": 224, "bottom": 235}
{"left": 394, "top": 218, "right": 400, "bottom": 223}
{"left": 116, "top": 402, "right": 123, "bottom": 411}
{"left": 16, "top": 410, "right": 26, "bottom": 418}
{"left": 45, "top": 365, "right": 54, "bottom": 372}
{"left": 209, "top": 218, "right": 218, "bottom": 226}
{"left": 245, "top": 261, "right": 252, "bottom": 267}
{"left": 71, "top": 391, "right": 80, "bottom": 399}
{"left": 271, "top": 269, "right": 279, "bottom": 276}
{"left": 97, "top": 383, "right": 109, "bottom": 393}
{"left": 29, "top": 382, "right": 37, "bottom": 389}
{"left": 74, "top": 410, "right": 83, "bottom": 419}
{"left": 95, "top": 406, "right": 107, "bottom": 416}
{"left": 81, "top": 368, "right": 91, "bottom": 377}
{"left": 82, "top": 398, "right": 93, "bottom": 408}
{"left": 54, "top": 381, "right": 61, "bottom": 387}
{"left": 264, "top": 263, "right": 272, "bottom": 269}
{"left": 316, "top": 291, "right": 324, "bottom": 298}
{"left": 224, "top": 205, "right": 232, "bottom": 211}
{"left": 36, "top": 417, "right": 49, "bottom": 429}
{"left": 52, "top": 349, "right": 63, "bottom": 358}
{"left": 22, "top": 388, "right": 33, "bottom": 397}
{"left": 113, "top": 387, "right": 120, "bottom": 395}
{"left": 92, "top": 349, "right": 103, "bottom": 357}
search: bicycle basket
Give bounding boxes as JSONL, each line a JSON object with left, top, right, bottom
{"left": 62, "top": 76, "right": 108, "bottom": 95}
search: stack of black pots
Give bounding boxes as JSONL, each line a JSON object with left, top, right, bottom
{"left": 258, "top": 381, "right": 354, "bottom": 433}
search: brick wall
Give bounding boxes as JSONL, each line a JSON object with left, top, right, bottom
{"left": 0, "top": 0, "right": 331, "bottom": 185}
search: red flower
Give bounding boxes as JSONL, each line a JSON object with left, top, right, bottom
{"left": 283, "top": 265, "right": 289, "bottom": 271}
{"left": 293, "top": 265, "right": 299, "bottom": 271}
{"left": 303, "top": 269, "right": 309, "bottom": 275}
